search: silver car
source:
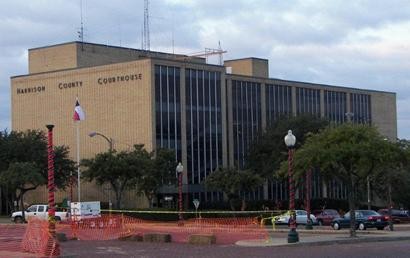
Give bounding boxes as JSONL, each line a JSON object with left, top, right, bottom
{"left": 275, "top": 210, "right": 317, "bottom": 225}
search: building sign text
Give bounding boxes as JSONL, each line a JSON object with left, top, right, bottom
{"left": 98, "top": 73, "right": 142, "bottom": 85}
{"left": 58, "top": 81, "right": 83, "bottom": 90}
{"left": 16, "top": 86, "right": 46, "bottom": 94}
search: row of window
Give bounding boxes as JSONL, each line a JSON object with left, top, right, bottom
{"left": 155, "top": 66, "right": 371, "bottom": 203}
{"left": 185, "top": 69, "right": 223, "bottom": 185}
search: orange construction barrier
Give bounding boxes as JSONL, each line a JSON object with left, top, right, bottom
{"left": 21, "top": 218, "right": 60, "bottom": 257}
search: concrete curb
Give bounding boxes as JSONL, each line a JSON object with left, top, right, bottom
{"left": 236, "top": 235, "right": 410, "bottom": 247}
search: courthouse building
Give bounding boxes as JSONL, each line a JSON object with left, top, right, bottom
{"left": 10, "top": 41, "right": 397, "bottom": 209}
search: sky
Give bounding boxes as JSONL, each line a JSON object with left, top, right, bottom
{"left": 1, "top": 0, "right": 409, "bottom": 138}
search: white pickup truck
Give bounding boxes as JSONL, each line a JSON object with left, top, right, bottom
{"left": 11, "top": 204, "right": 68, "bottom": 223}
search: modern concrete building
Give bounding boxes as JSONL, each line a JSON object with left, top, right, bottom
{"left": 9, "top": 41, "right": 397, "bottom": 209}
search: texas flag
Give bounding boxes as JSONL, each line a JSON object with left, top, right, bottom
{"left": 73, "top": 99, "right": 85, "bottom": 121}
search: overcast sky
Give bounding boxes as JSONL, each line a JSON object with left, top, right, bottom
{"left": 1, "top": 0, "right": 409, "bottom": 138}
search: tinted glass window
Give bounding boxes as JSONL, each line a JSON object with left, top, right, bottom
{"left": 27, "top": 206, "right": 37, "bottom": 212}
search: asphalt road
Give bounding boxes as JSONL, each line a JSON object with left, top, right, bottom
{"left": 61, "top": 239, "right": 410, "bottom": 258}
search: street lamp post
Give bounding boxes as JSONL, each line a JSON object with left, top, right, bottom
{"left": 88, "top": 131, "right": 114, "bottom": 151}
{"left": 46, "top": 124, "right": 60, "bottom": 256}
{"left": 89, "top": 131, "right": 114, "bottom": 212}
{"left": 305, "top": 168, "right": 313, "bottom": 230}
{"left": 284, "top": 130, "right": 299, "bottom": 243}
{"left": 176, "top": 162, "right": 184, "bottom": 222}
{"left": 388, "top": 183, "right": 394, "bottom": 231}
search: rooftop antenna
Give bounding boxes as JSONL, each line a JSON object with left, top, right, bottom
{"left": 141, "top": 25, "right": 143, "bottom": 50}
{"left": 172, "top": 15, "right": 175, "bottom": 54}
{"left": 188, "top": 44, "right": 227, "bottom": 65}
{"left": 143, "top": 0, "right": 150, "bottom": 51}
{"left": 78, "top": 0, "right": 85, "bottom": 51}
{"left": 218, "top": 41, "right": 223, "bottom": 65}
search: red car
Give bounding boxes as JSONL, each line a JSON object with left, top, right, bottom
{"left": 313, "top": 209, "right": 341, "bottom": 226}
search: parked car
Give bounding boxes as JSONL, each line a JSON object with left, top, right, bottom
{"left": 274, "top": 210, "right": 317, "bottom": 226}
{"left": 331, "top": 210, "right": 388, "bottom": 230}
{"left": 11, "top": 204, "right": 68, "bottom": 223}
{"left": 313, "top": 209, "right": 341, "bottom": 226}
{"left": 377, "top": 209, "right": 410, "bottom": 224}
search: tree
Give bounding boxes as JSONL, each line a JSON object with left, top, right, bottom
{"left": 0, "top": 162, "right": 44, "bottom": 219}
{"left": 0, "top": 130, "right": 75, "bottom": 214}
{"left": 284, "top": 124, "right": 398, "bottom": 237}
{"left": 371, "top": 139, "right": 410, "bottom": 209}
{"left": 81, "top": 144, "right": 151, "bottom": 209}
{"left": 205, "top": 167, "right": 263, "bottom": 210}
{"left": 247, "top": 115, "right": 328, "bottom": 178}
{"left": 134, "top": 148, "right": 177, "bottom": 208}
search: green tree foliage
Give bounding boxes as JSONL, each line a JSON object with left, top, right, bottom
{"left": 205, "top": 167, "right": 263, "bottom": 210}
{"left": 0, "top": 130, "right": 75, "bottom": 214}
{"left": 0, "top": 162, "right": 44, "bottom": 219}
{"left": 284, "top": 124, "right": 399, "bottom": 237}
{"left": 247, "top": 115, "right": 328, "bottom": 178}
{"left": 82, "top": 144, "right": 151, "bottom": 209}
{"left": 82, "top": 145, "right": 176, "bottom": 209}
{"left": 371, "top": 139, "right": 410, "bottom": 208}
{"left": 134, "top": 148, "right": 177, "bottom": 208}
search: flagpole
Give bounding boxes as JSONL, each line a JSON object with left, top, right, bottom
{"left": 76, "top": 121, "right": 81, "bottom": 202}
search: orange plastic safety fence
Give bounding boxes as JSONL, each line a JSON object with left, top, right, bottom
{"left": 21, "top": 218, "right": 60, "bottom": 257}
{"left": 57, "top": 214, "right": 269, "bottom": 245}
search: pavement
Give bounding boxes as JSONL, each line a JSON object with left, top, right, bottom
{"left": 0, "top": 216, "right": 12, "bottom": 224}
{"left": 236, "top": 225, "right": 410, "bottom": 247}
{"left": 2, "top": 217, "right": 410, "bottom": 257}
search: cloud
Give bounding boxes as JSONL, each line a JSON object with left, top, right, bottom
{"left": 1, "top": 0, "right": 410, "bottom": 139}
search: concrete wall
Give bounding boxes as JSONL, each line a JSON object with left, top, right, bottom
{"left": 29, "top": 42, "right": 206, "bottom": 75}
{"left": 11, "top": 59, "right": 154, "bottom": 208}
{"left": 29, "top": 43, "right": 78, "bottom": 74}
{"left": 224, "top": 58, "right": 269, "bottom": 78}
{"left": 370, "top": 91, "right": 397, "bottom": 140}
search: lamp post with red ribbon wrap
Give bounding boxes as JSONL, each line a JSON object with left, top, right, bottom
{"left": 46, "top": 124, "right": 60, "bottom": 256}
{"left": 284, "top": 130, "right": 299, "bottom": 243}
{"left": 176, "top": 162, "right": 184, "bottom": 223}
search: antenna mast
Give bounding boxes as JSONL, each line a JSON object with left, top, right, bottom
{"left": 78, "top": 0, "right": 84, "bottom": 50}
{"left": 143, "top": 0, "right": 150, "bottom": 51}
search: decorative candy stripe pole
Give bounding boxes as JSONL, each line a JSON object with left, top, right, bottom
{"left": 176, "top": 162, "right": 184, "bottom": 224}
{"left": 288, "top": 148, "right": 296, "bottom": 230}
{"left": 46, "top": 124, "right": 60, "bottom": 256}
{"left": 284, "top": 130, "right": 298, "bottom": 243}
{"left": 178, "top": 172, "right": 183, "bottom": 220}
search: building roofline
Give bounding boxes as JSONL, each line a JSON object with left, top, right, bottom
{"left": 28, "top": 41, "right": 202, "bottom": 60}
{"left": 227, "top": 73, "right": 396, "bottom": 95}
{"left": 10, "top": 56, "right": 223, "bottom": 79}
{"left": 224, "top": 57, "right": 269, "bottom": 62}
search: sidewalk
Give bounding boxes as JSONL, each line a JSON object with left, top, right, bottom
{"left": 0, "top": 216, "right": 13, "bottom": 224}
{"left": 236, "top": 226, "right": 410, "bottom": 247}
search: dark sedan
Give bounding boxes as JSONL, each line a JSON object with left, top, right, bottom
{"left": 377, "top": 209, "right": 410, "bottom": 224}
{"left": 331, "top": 210, "right": 388, "bottom": 230}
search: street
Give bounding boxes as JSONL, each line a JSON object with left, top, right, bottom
{"left": 61, "top": 239, "right": 410, "bottom": 258}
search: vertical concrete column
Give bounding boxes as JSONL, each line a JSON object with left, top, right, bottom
{"left": 221, "top": 71, "right": 228, "bottom": 168}
{"left": 260, "top": 82, "right": 268, "bottom": 200}
{"left": 291, "top": 85, "right": 297, "bottom": 116}
{"left": 150, "top": 61, "right": 157, "bottom": 150}
{"left": 261, "top": 82, "right": 267, "bottom": 130}
{"left": 320, "top": 89, "right": 325, "bottom": 118}
{"left": 346, "top": 91, "right": 351, "bottom": 114}
{"left": 226, "top": 78, "right": 234, "bottom": 167}
{"left": 180, "top": 67, "right": 188, "bottom": 185}
{"left": 322, "top": 180, "right": 328, "bottom": 198}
